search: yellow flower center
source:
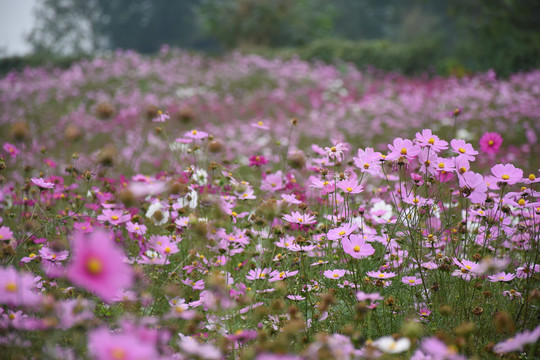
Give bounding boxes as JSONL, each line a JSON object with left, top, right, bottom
{"left": 164, "top": 247, "right": 171, "bottom": 254}
{"left": 528, "top": 174, "right": 535, "bottom": 180}
{"left": 331, "top": 146, "right": 337, "bottom": 152}
{"left": 111, "top": 348, "right": 127, "bottom": 360}
{"left": 459, "top": 167, "right": 467, "bottom": 174}
{"left": 353, "top": 245, "right": 360, "bottom": 252}
{"left": 231, "top": 211, "right": 238, "bottom": 217}
{"left": 175, "top": 305, "right": 184, "bottom": 313}
{"left": 9, "top": 314, "right": 16, "bottom": 320}
{"left": 339, "top": 231, "right": 346, "bottom": 236}
{"left": 344, "top": 187, "right": 352, "bottom": 192}
{"left": 518, "top": 199, "right": 526, "bottom": 206}
{"left": 86, "top": 257, "right": 103, "bottom": 275}
{"left": 192, "top": 130, "right": 197, "bottom": 135}
{"left": 458, "top": 147, "right": 466, "bottom": 153}
{"left": 5, "top": 282, "right": 17, "bottom": 292}
{"left": 400, "top": 148, "right": 407, "bottom": 155}
{"left": 438, "top": 162, "right": 445, "bottom": 168}
{"left": 363, "top": 163, "right": 370, "bottom": 169}
{"left": 409, "top": 279, "right": 415, "bottom": 283}
{"left": 378, "top": 274, "right": 385, "bottom": 278}
{"left": 242, "top": 194, "right": 248, "bottom": 198}
{"left": 413, "top": 198, "right": 419, "bottom": 204}
{"left": 428, "top": 138, "right": 435, "bottom": 145}
{"left": 279, "top": 272, "right": 285, "bottom": 278}
{"left": 488, "top": 140, "right": 494, "bottom": 146}
{"left": 501, "top": 174, "right": 510, "bottom": 180}
{"left": 29, "top": 253, "right": 36, "bottom": 258}
{"left": 333, "top": 273, "right": 339, "bottom": 278}
{"left": 111, "top": 215, "right": 119, "bottom": 220}
{"left": 297, "top": 218, "right": 303, "bottom": 222}
{"left": 258, "top": 121, "right": 263, "bottom": 126}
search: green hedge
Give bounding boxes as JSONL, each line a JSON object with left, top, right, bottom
{"left": 0, "top": 53, "right": 88, "bottom": 77}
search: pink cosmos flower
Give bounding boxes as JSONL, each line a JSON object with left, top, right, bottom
{"left": 125, "top": 221, "right": 146, "bottom": 235}
{"left": 282, "top": 211, "right": 317, "bottom": 225}
{"left": 402, "top": 276, "right": 422, "bottom": 286}
{"left": 450, "top": 139, "right": 478, "bottom": 161}
{"left": 281, "top": 193, "right": 302, "bottom": 205}
{"left": 0, "top": 226, "right": 13, "bottom": 241}
{"left": 249, "top": 155, "right": 268, "bottom": 167}
{"left": 366, "top": 271, "right": 397, "bottom": 279}
{"left": 152, "top": 110, "right": 170, "bottom": 122}
{"left": 342, "top": 235, "right": 375, "bottom": 259}
{"left": 88, "top": 327, "right": 159, "bottom": 360}
{"left": 452, "top": 258, "right": 480, "bottom": 281}
{"left": 493, "top": 325, "right": 540, "bottom": 354}
{"left": 491, "top": 163, "right": 523, "bottom": 185}
{"left": 184, "top": 129, "right": 208, "bottom": 140}
{"left": 488, "top": 272, "right": 516, "bottom": 282}
{"left": 179, "top": 336, "right": 222, "bottom": 360}
{"left": 324, "top": 269, "right": 347, "bottom": 279}
{"left": 324, "top": 142, "right": 349, "bottom": 163}
{"left": 418, "top": 307, "right": 431, "bottom": 317}
{"left": 97, "top": 209, "right": 131, "bottom": 226}
{"left": 356, "top": 291, "right": 383, "bottom": 302}
{"left": 251, "top": 120, "right": 270, "bottom": 130}
{"left": 66, "top": 229, "right": 134, "bottom": 302}
{"left": 327, "top": 223, "right": 357, "bottom": 241}
{"left": 353, "top": 147, "right": 383, "bottom": 176}
{"left": 479, "top": 132, "right": 503, "bottom": 154}
{"left": 337, "top": 178, "right": 364, "bottom": 194}
{"left": 31, "top": 177, "right": 55, "bottom": 189}
{"left": 0, "top": 267, "right": 42, "bottom": 307}
{"left": 415, "top": 129, "right": 448, "bottom": 152}
{"left": 246, "top": 268, "right": 272, "bottom": 281}
{"left": 3, "top": 143, "right": 19, "bottom": 158}
{"left": 387, "top": 138, "right": 421, "bottom": 161}
{"left": 268, "top": 270, "right": 298, "bottom": 282}
{"left": 458, "top": 171, "right": 487, "bottom": 204}
{"left": 260, "top": 171, "right": 284, "bottom": 192}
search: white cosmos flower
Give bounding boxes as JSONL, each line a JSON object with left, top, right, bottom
{"left": 145, "top": 201, "right": 170, "bottom": 225}
{"left": 374, "top": 336, "right": 411, "bottom": 354}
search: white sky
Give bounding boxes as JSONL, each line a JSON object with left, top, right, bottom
{"left": 0, "top": 0, "right": 37, "bottom": 56}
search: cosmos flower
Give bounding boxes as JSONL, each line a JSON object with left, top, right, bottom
{"left": 88, "top": 327, "right": 159, "bottom": 360}
{"left": 488, "top": 272, "right": 516, "bottom": 282}
{"left": 415, "top": 129, "right": 449, "bottom": 152}
{"left": 342, "top": 235, "right": 375, "bottom": 259}
{"left": 402, "top": 276, "right": 422, "bottom": 286}
{"left": 323, "top": 269, "right": 347, "bottom": 279}
{"left": 479, "top": 132, "right": 503, "bottom": 154}
{"left": 458, "top": 171, "right": 488, "bottom": 204}
{"left": 31, "top": 177, "right": 55, "bottom": 189}
{"left": 66, "top": 229, "right": 134, "bottom": 303}
{"left": 491, "top": 163, "right": 523, "bottom": 185}
{"left": 3, "top": 143, "right": 19, "bottom": 158}
{"left": 387, "top": 137, "right": 421, "bottom": 161}
{"left": 0, "top": 226, "right": 13, "bottom": 241}
{"left": 324, "top": 142, "right": 349, "bottom": 163}
{"left": 450, "top": 139, "right": 478, "bottom": 161}
{"left": 152, "top": 109, "right": 170, "bottom": 122}
{"left": 184, "top": 129, "right": 208, "bottom": 140}
{"left": 374, "top": 336, "right": 410, "bottom": 354}
{"left": 0, "top": 267, "right": 42, "bottom": 307}
{"left": 282, "top": 211, "right": 317, "bottom": 225}
{"left": 97, "top": 209, "right": 131, "bottom": 226}
{"left": 366, "top": 271, "right": 397, "bottom": 279}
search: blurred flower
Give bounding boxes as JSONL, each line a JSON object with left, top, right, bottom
{"left": 67, "top": 229, "right": 134, "bottom": 302}
{"left": 31, "top": 177, "right": 55, "bottom": 189}
{"left": 0, "top": 267, "right": 42, "bottom": 307}
{"left": 374, "top": 336, "right": 410, "bottom": 354}
{"left": 479, "top": 132, "right": 503, "bottom": 154}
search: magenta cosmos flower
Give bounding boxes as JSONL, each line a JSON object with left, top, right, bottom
{"left": 31, "top": 177, "right": 55, "bottom": 189}
{"left": 248, "top": 155, "right": 268, "bottom": 167}
{"left": 387, "top": 138, "right": 421, "bottom": 161}
{"left": 491, "top": 163, "right": 523, "bottom": 185}
{"left": 479, "top": 132, "right": 503, "bottom": 154}
{"left": 3, "top": 143, "right": 19, "bottom": 158}
{"left": 342, "top": 235, "right": 375, "bottom": 259}
{"left": 0, "top": 267, "right": 42, "bottom": 307}
{"left": 66, "top": 229, "right": 134, "bottom": 302}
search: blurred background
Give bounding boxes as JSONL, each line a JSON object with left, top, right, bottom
{"left": 1, "top": 0, "right": 540, "bottom": 77}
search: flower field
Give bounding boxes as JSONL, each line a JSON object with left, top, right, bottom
{"left": 1, "top": 48, "right": 539, "bottom": 359}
